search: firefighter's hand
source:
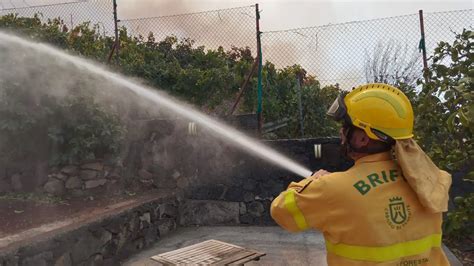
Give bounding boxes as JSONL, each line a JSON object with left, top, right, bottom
{"left": 310, "top": 169, "right": 331, "bottom": 180}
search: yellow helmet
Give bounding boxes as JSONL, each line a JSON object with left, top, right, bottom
{"left": 327, "top": 83, "right": 414, "bottom": 141}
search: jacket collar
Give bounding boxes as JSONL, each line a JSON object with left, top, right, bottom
{"left": 354, "top": 152, "right": 392, "bottom": 165}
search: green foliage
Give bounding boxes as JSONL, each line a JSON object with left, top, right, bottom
{"left": 48, "top": 95, "right": 125, "bottom": 165}
{"left": 255, "top": 63, "right": 339, "bottom": 138}
{"left": 0, "top": 12, "right": 340, "bottom": 175}
{"left": 0, "top": 192, "right": 67, "bottom": 205}
{"left": 0, "top": 81, "right": 53, "bottom": 162}
{"left": 443, "top": 194, "right": 474, "bottom": 239}
{"left": 0, "top": 81, "right": 125, "bottom": 166}
{"left": 1, "top": 13, "right": 341, "bottom": 143}
{"left": 416, "top": 29, "right": 473, "bottom": 238}
{"left": 416, "top": 29, "right": 473, "bottom": 174}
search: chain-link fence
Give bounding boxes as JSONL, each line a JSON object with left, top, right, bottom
{"left": 0, "top": 1, "right": 258, "bottom": 60}
{"left": 261, "top": 9, "right": 473, "bottom": 89}
{"left": 0, "top": 0, "right": 114, "bottom": 35}
{"left": 119, "top": 5, "right": 257, "bottom": 53}
{"left": 0, "top": 2, "right": 471, "bottom": 91}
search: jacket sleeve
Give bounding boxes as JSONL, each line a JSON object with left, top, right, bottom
{"left": 270, "top": 175, "right": 333, "bottom": 232}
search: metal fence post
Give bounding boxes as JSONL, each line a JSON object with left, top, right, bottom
{"left": 296, "top": 77, "right": 304, "bottom": 138}
{"left": 418, "top": 10, "right": 429, "bottom": 83}
{"left": 229, "top": 59, "right": 259, "bottom": 115}
{"left": 113, "top": 0, "right": 120, "bottom": 64}
{"left": 256, "top": 3, "right": 263, "bottom": 135}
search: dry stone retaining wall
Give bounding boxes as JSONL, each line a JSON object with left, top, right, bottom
{"left": 179, "top": 138, "right": 353, "bottom": 226}
{"left": 0, "top": 195, "right": 178, "bottom": 266}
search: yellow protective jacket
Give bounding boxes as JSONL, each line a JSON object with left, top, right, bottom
{"left": 271, "top": 152, "right": 450, "bottom": 265}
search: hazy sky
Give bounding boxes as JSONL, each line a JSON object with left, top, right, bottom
{"left": 1, "top": 0, "right": 471, "bottom": 31}
{"left": 1, "top": 0, "right": 471, "bottom": 88}
{"left": 118, "top": 0, "right": 472, "bottom": 31}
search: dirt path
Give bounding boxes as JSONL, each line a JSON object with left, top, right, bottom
{"left": 0, "top": 193, "right": 147, "bottom": 237}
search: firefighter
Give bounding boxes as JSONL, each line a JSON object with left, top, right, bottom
{"left": 271, "top": 83, "right": 452, "bottom": 265}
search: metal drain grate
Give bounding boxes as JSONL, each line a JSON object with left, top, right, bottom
{"left": 150, "top": 239, "right": 265, "bottom": 265}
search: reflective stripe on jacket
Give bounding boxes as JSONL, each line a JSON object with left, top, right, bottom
{"left": 270, "top": 152, "right": 450, "bottom": 266}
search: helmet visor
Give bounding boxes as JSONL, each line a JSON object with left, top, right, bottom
{"left": 327, "top": 94, "right": 347, "bottom": 121}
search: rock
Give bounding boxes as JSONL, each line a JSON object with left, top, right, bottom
{"left": 116, "top": 224, "right": 132, "bottom": 251}
{"left": 80, "top": 170, "right": 98, "bottom": 180}
{"left": 103, "top": 165, "right": 113, "bottom": 178}
{"left": 81, "top": 162, "right": 104, "bottom": 171}
{"left": 54, "top": 253, "right": 72, "bottom": 266}
{"left": 139, "top": 212, "right": 151, "bottom": 229}
{"left": 128, "top": 237, "right": 145, "bottom": 252}
{"left": 65, "top": 176, "right": 82, "bottom": 190}
{"left": 51, "top": 173, "right": 68, "bottom": 181}
{"left": 223, "top": 186, "right": 244, "bottom": 201}
{"left": 44, "top": 179, "right": 65, "bottom": 196}
{"left": 153, "top": 176, "right": 177, "bottom": 189}
{"left": 191, "top": 185, "right": 225, "bottom": 200}
{"left": 176, "top": 176, "right": 190, "bottom": 189}
{"left": 84, "top": 179, "right": 107, "bottom": 189}
{"left": 172, "top": 171, "right": 181, "bottom": 179}
{"left": 179, "top": 200, "right": 240, "bottom": 225}
{"left": 160, "top": 203, "right": 178, "bottom": 218}
{"left": 98, "top": 229, "right": 113, "bottom": 245}
{"left": 158, "top": 219, "right": 176, "bottom": 237}
{"left": 23, "top": 252, "right": 52, "bottom": 266}
{"left": 70, "top": 189, "right": 84, "bottom": 197}
{"left": 127, "top": 213, "right": 140, "bottom": 234}
{"left": 0, "top": 179, "right": 11, "bottom": 193}
{"left": 243, "top": 192, "right": 255, "bottom": 202}
{"left": 240, "top": 214, "right": 254, "bottom": 224}
{"left": 70, "top": 232, "right": 102, "bottom": 263}
{"left": 107, "top": 168, "right": 121, "bottom": 179}
{"left": 2, "top": 255, "right": 19, "bottom": 266}
{"left": 60, "top": 165, "right": 79, "bottom": 176}
{"left": 57, "top": 173, "right": 68, "bottom": 181}
{"left": 248, "top": 201, "right": 265, "bottom": 217}
{"left": 11, "top": 173, "right": 22, "bottom": 191}
{"left": 243, "top": 179, "right": 257, "bottom": 191}
{"left": 138, "top": 169, "right": 153, "bottom": 180}
{"left": 105, "top": 180, "right": 121, "bottom": 195}
{"left": 239, "top": 202, "right": 247, "bottom": 215}
{"left": 22, "top": 251, "right": 53, "bottom": 266}
{"left": 101, "top": 239, "right": 119, "bottom": 259}
{"left": 143, "top": 226, "right": 159, "bottom": 246}
{"left": 86, "top": 254, "right": 103, "bottom": 266}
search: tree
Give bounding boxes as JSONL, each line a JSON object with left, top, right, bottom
{"left": 364, "top": 41, "right": 422, "bottom": 88}
{"left": 416, "top": 29, "right": 473, "bottom": 239}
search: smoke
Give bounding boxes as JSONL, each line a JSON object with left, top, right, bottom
{"left": 0, "top": 31, "right": 311, "bottom": 196}
{"left": 119, "top": 0, "right": 194, "bottom": 20}
{"left": 119, "top": 1, "right": 258, "bottom": 54}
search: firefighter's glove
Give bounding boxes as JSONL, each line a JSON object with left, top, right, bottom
{"left": 310, "top": 169, "right": 331, "bottom": 180}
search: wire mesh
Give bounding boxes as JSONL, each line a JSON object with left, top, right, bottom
{"left": 423, "top": 9, "right": 473, "bottom": 63}
{"left": 0, "top": 0, "right": 114, "bottom": 35}
{"left": 0, "top": 2, "right": 471, "bottom": 91}
{"left": 261, "top": 9, "right": 473, "bottom": 90}
{"left": 119, "top": 5, "right": 257, "bottom": 54}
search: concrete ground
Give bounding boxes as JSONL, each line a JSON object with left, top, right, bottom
{"left": 124, "top": 226, "right": 461, "bottom": 266}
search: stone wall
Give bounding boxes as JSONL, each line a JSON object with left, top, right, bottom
{"left": 0, "top": 118, "right": 353, "bottom": 264}
{"left": 179, "top": 138, "right": 353, "bottom": 226}
{"left": 1, "top": 118, "right": 352, "bottom": 228}
{"left": 0, "top": 118, "right": 349, "bottom": 202}
{"left": 0, "top": 194, "right": 178, "bottom": 266}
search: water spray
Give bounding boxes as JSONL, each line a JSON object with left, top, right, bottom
{"left": 0, "top": 32, "right": 313, "bottom": 178}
